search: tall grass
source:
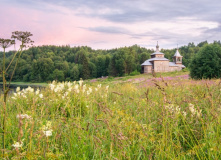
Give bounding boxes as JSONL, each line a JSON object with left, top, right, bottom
{"left": 0, "top": 76, "right": 221, "bottom": 159}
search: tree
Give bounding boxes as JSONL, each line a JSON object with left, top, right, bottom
{"left": 189, "top": 44, "right": 221, "bottom": 79}
{"left": 36, "top": 58, "right": 54, "bottom": 81}
{"left": 70, "top": 65, "right": 80, "bottom": 81}
{"left": 52, "top": 69, "right": 65, "bottom": 82}
{"left": 79, "top": 53, "right": 90, "bottom": 80}
{"left": 89, "top": 62, "right": 97, "bottom": 78}
{"left": 96, "top": 56, "right": 105, "bottom": 77}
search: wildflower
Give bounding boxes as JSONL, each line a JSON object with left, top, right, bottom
{"left": 67, "top": 81, "right": 72, "bottom": 88}
{"left": 87, "top": 87, "right": 92, "bottom": 95}
{"left": 49, "top": 83, "right": 55, "bottom": 91}
{"left": 68, "top": 87, "right": 72, "bottom": 92}
{"left": 98, "top": 84, "right": 101, "bottom": 88}
{"left": 74, "top": 84, "right": 79, "bottom": 91}
{"left": 16, "top": 87, "right": 20, "bottom": 92}
{"left": 43, "top": 130, "right": 53, "bottom": 137}
{"left": 189, "top": 103, "right": 196, "bottom": 114}
{"left": 42, "top": 121, "right": 53, "bottom": 137}
{"left": 35, "top": 89, "right": 40, "bottom": 95}
{"left": 182, "top": 111, "right": 187, "bottom": 118}
{"left": 79, "top": 79, "right": 83, "bottom": 87}
{"left": 39, "top": 94, "right": 43, "bottom": 99}
{"left": 12, "top": 141, "right": 23, "bottom": 149}
{"left": 26, "top": 86, "right": 34, "bottom": 93}
{"left": 54, "top": 88, "right": 58, "bottom": 93}
{"left": 188, "top": 103, "right": 201, "bottom": 118}
{"left": 16, "top": 114, "right": 32, "bottom": 119}
{"left": 106, "top": 85, "right": 109, "bottom": 91}
{"left": 83, "top": 84, "right": 87, "bottom": 93}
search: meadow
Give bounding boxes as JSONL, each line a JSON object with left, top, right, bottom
{"left": 0, "top": 71, "right": 221, "bottom": 159}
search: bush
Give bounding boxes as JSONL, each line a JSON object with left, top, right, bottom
{"left": 189, "top": 44, "right": 221, "bottom": 79}
{"left": 182, "top": 68, "right": 189, "bottom": 72}
{"left": 129, "top": 70, "right": 140, "bottom": 76}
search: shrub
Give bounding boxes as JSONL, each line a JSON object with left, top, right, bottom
{"left": 129, "top": 70, "right": 140, "bottom": 76}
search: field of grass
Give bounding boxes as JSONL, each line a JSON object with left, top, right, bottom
{"left": 1, "top": 71, "right": 221, "bottom": 159}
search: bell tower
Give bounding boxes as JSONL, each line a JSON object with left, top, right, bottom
{"left": 173, "top": 45, "right": 183, "bottom": 65}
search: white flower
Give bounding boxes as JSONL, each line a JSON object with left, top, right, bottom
{"left": 16, "top": 87, "right": 20, "bottom": 92}
{"left": 54, "top": 88, "right": 58, "bottom": 93}
{"left": 12, "top": 141, "right": 23, "bottom": 149}
{"left": 35, "top": 89, "right": 40, "bottom": 95}
{"left": 98, "top": 84, "right": 101, "bottom": 88}
{"left": 16, "top": 114, "right": 32, "bottom": 119}
{"left": 67, "top": 82, "right": 72, "bottom": 88}
{"left": 26, "top": 86, "right": 34, "bottom": 93}
{"left": 182, "top": 111, "right": 187, "bottom": 118}
{"left": 189, "top": 104, "right": 196, "bottom": 115}
{"left": 87, "top": 87, "right": 92, "bottom": 95}
{"left": 79, "top": 79, "right": 83, "bottom": 87}
{"left": 43, "top": 130, "right": 53, "bottom": 137}
{"left": 39, "top": 94, "right": 43, "bottom": 99}
{"left": 68, "top": 87, "right": 72, "bottom": 92}
{"left": 83, "top": 84, "right": 87, "bottom": 93}
{"left": 42, "top": 121, "right": 53, "bottom": 137}
{"left": 74, "top": 85, "right": 79, "bottom": 91}
{"left": 106, "top": 85, "right": 109, "bottom": 91}
{"left": 49, "top": 83, "right": 55, "bottom": 91}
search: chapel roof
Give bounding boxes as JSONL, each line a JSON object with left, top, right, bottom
{"left": 141, "top": 60, "right": 152, "bottom": 66}
{"left": 169, "top": 62, "right": 185, "bottom": 68}
{"left": 173, "top": 47, "right": 182, "bottom": 57}
{"left": 150, "top": 42, "right": 165, "bottom": 55}
{"left": 141, "top": 57, "right": 169, "bottom": 66}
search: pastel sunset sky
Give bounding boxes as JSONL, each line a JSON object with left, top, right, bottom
{"left": 1, "top": 0, "right": 221, "bottom": 50}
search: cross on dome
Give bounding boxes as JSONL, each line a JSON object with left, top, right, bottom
{"left": 156, "top": 41, "right": 159, "bottom": 52}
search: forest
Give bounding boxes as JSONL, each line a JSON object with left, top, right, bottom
{"left": 0, "top": 40, "right": 219, "bottom": 82}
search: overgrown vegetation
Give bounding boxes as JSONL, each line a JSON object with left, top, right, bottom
{"left": 0, "top": 31, "right": 33, "bottom": 158}
{"left": 1, "top": 40, "right": 219, "bottom": 82}
{"left": 0, "top": 74, "right": 221, "bottom": 159}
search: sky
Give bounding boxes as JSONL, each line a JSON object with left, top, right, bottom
{"left": 1, "top": 0, "right": 221, "bottom": 50}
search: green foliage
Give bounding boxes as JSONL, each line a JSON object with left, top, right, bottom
{"left": 52, "top": 69, "right": 65, "bottom": 82}
{"left": 189, "top": 43, "right": 221, "bottom": 79}
{"left": 129, "top": 70, "right": 140, "bottom": 76}
{"left": 1, "top": 41, "right": 220, "bottom": 82}
{"left": 70, "top": 65, "right": 80, "bottom": 81}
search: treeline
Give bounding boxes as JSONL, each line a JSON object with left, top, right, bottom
{"left": 0, "top": 40, "right": 220, "bottom": 82}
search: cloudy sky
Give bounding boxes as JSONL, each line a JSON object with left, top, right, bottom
{"left": 1, "top": 0, "right": 221, "bottom": 50}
